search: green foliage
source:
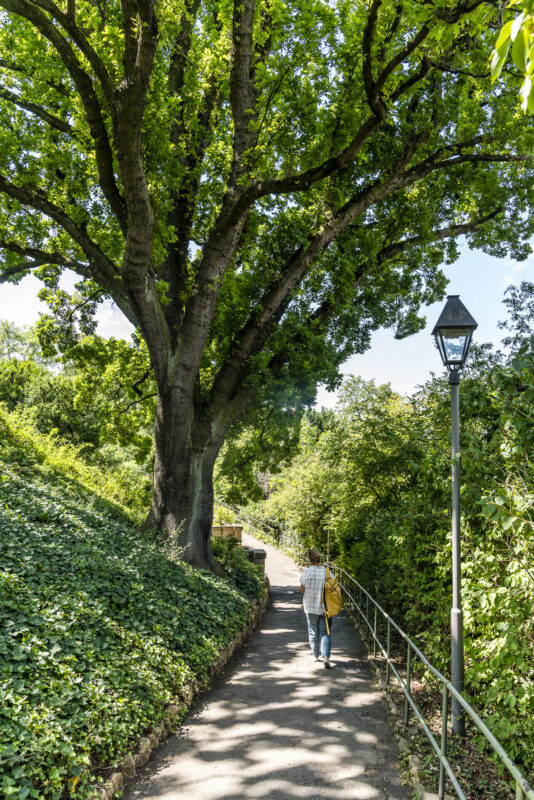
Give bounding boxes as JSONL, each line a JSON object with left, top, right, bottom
{"left": 0, "top": 321, "right": 156, "bottom": 466}
{"left": 0, "top": 400, "right": 150, "bottom": 528}
{"left": 2, "top": 0, "right": 534, "bottom": 559}
{"left": 1, "top": 0, "right": 533, "bottom": 425}
{"left": 63, "top": 333, "right": 156, "bottom": 464}
{"left": 0, "top": 407, "right": 259, "bottom": 799}
{"left": 0, "top": 358, "right": 44, "bottom": 410}
{"left": 491, "top": 1, "right": 534, "bottom": 113}
{"left": 215, "top": 397, "right": 304, "bottom": 506}
{"left": 498, "top": 280, "right": 534, "bottom": 353}
{"left": 0, "top": 357, "right": 115, "bottom": 452}
{"left": 0, "top": 320, "right": 53, "bottom": 366}
{"left": 251, "top": 353, "right": 534, "bottom": 778}
{"left": 211, "top": 536, "right": 266, "bottom": 598}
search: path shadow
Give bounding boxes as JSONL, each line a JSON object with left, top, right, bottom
{"left": 124, "top": 558, "right": 409, "bottom": 800}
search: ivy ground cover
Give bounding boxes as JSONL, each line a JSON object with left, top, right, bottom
{"left": 0, "top": 407, "right": 262, "bottom": 800}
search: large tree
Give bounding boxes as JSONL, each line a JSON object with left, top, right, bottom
{"left": 0, "top": 0, "right": 533, "bottom": 569}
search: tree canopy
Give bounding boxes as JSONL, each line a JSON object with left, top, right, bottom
{"left": 1, "top": 0, "right": 534, "bottom": 566}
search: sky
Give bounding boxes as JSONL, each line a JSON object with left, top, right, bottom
{"left": 0, "top": 239, "right": 532, "bottom": 407}
{"left": 316, "top": 242, "right": 533, "bottom": 406}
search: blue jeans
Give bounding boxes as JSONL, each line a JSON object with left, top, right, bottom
{"left": 306, "top": 612, "right": 332, "bottom": 659}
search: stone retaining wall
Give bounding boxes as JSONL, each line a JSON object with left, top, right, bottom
{"left": 92, "top": 583, "right": 270, "bottom": 799}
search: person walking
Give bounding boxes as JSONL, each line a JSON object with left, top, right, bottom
{"left": 299, "top": 548, "right": 332, "bottom": 669}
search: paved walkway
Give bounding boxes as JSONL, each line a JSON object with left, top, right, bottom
{"left": 124, "top": 535, "right": 409, "bottom": 800}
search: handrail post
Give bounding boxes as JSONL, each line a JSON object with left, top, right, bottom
{"left": 386, "top": 619, "right": 391, "bottom": 684}
{"left": 439, "top": 684, "right": 449, "bottom": 800}
{"left": 404, "top": 643, "right": 412, "bottom": 725}
{"left": 373, "top": 606, "right": 377, "bottom": 657}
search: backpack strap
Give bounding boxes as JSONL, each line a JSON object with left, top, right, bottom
{"left": 324, "top": 566, "right": 330, "bottom": 634}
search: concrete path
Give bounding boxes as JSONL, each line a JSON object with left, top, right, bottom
{"left": 124, "top": 534, "right": 409, "bottom": 800}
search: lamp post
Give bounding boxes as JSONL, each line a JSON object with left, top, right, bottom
{"left": 432, "top": 295, "right": 477, "bottom": 737}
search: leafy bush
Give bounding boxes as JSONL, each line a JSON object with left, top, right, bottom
{"left": 0, "top": 408, "right": 258, "bottom": 799}
{"left": 211, "top": 536, "right": 266, "bottom": 598}
{"left": 0, "top": 323, "right": 156, "bottom": 467}
{"left": 251, "top": 362, "right": 534, "bottom": 780}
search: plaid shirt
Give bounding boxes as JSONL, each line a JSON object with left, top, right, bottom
{"left": 300, "top": 565, "right": 326, "bottom": 615}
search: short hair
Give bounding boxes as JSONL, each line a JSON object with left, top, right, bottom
{"left": 308, "top": 548, "right": 321, "bottom": 564}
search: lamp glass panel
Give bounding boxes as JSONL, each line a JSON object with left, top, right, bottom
{"left": 440, "top": 327, "right": 471, "bottom": 363}
{"left": 435, "top": 334, "right": 448, "bottom": 365}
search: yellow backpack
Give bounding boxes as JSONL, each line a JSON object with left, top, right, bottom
{"left": 324, "top": 566, "right": 342, "bottom": 628}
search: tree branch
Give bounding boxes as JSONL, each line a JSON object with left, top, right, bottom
{"left": 0, "top": 0, "right": 127, "bottom": 233}
{"left": 0, "top": 57, "right": 70, "bottom": 96}
{"left": 0, "top": 237, "right": 139, "bottom": 327}
{"left": 120, "top": 0, "right": 140, "bottom": 80}
{"left": 431, "top": 60, "right": 490, "bottom": 80}
{"left": 389, "top": 55, "right": 433, "bottom": 106}
{"left": 265, "top": 207, "right": 506, "bottom": 379}
{"left": 209, "top": 147, "right": 512, "bottom": 413}
{"left": 111, "top": 4, "right": 164, "bottom": 376}
{"left": 381, "top": 3, "right": 403, "bottom": 57}
{"left": 28, "top": 0, "right": 115, "bottom": 107}
{"left": 164, "top": 3, "right": 224, "bottom": 320}
{"left": 0, "top": 239, "right": 92, "bottom": 280}
{"left": 409, "top": 150, "right": 533, "bottom": 177}
{"left": 243, "top": 4, "right": 494, "bottom": 205}
{"left": 0, "top": 258, "right": 59, "bottom": 281}
{"left": 208, "top": 203, "right": 506, "bottom": 434}
{"left": 209, "top": 162, "right": 421, "bottom": 411}
{"left": 245, "top": 70, "right": 433, "bottom": 203}
{"left": 375, "top": 23, "right": 431, "bottom": 96}
{"left": 117, "top": 392, "right": 157, "bottom": 416}
{"left": 131, "top": 368, "right": 150, "bottom": 397}
{"left": 0, "top": 174, "right": 119, "bottom": 286}
{"left": 168, "top": 0, "right": 202, "bottom": 143}
{"left": 230, "top": 0, "right": 256, "bottom": 182}
{"left": 0, "top": 88, "right": 73, "bottom": 134}
{"left": 114, "top": 0, "right": 156, "bottom": 196}
{"left": 163, "top": 75, "right": 224, "bottom": 331}
{"left": 248, "top": 115, "right": 380, "bottom": 201}
{"left": 362, "top": 0, "right": 387, "bottom": 120}
{"left": 64, "top": 288, "right": 105, "bottom": 324}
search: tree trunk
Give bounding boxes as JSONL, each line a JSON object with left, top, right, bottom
{"left": 148, "top": 386, "right": 223, "bottom": 572}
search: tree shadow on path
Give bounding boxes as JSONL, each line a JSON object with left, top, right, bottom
{"left": 124, "top": 537, "right": 409, "bottom": 800}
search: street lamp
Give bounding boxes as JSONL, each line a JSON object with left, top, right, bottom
{"left": 432, "top": 295, "right": 477, "bottom": 737}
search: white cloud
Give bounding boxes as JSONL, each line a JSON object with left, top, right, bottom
{"left": 95, "top": 302, "right": 134, "bottom": 339}
{"left": 503, "top": 250, "right": 533, "bottom": 287}
{"left": 0, "top": 274, "right": 134, "bottom": 340}
{"left": 0, "top": 275, "right": 47, "bottom": 326}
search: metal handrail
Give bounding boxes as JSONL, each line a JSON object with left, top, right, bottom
{"left": 215, "top": 499, "right": 306, "bottom": 562}
{"left": 327, "top": 562, "right": 534, "bottom": 800}
{"left": 217, "top": 509, "right": 534, "bottom": 799}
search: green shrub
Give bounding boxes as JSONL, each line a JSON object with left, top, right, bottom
{"left": 251, "top": 366, "right": 534, "bottom": 779}
{"left": 211, "top": 536, "right": 266, "bottom": 599}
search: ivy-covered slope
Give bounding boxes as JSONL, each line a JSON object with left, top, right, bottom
{"left": 0, "top": 407, "right": 262, "bottom": 800}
